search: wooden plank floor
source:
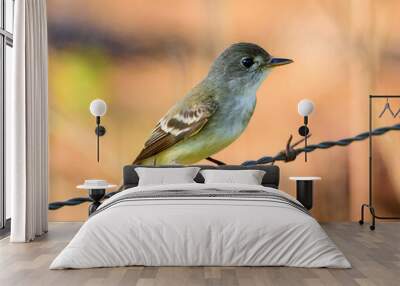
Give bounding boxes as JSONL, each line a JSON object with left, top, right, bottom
{"left": 0, "top": 222, "right": 399, "bottom": 286}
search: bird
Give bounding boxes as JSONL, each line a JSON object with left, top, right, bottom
{"left": 133, "top": 42, "right": 293, "bottom": 165}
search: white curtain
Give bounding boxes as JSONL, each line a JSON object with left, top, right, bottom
{"left": 7, "top": 0, "right": 49, "bottom": 242}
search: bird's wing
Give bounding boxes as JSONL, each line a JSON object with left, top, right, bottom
{"left": 133, "top": 97, "right": 218, "bottom": 164}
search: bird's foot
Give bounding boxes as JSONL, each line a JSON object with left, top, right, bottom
{"left": 206, "top": 157, "right": 226, "bottom": 166}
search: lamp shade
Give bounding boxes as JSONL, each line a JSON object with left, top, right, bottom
{"left": 298, "top": 99, "right": 314, "bottom": 116}
{"left": 90, "top": 99, "right": 107, "bottom": 117}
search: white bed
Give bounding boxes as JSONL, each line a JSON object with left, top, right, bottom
{"left": 50, "top": 182, "right": 351, "bottom": 269}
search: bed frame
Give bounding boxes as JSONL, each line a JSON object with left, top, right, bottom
{"left": 122, "top": 164, "right": 280, "bottom": 190}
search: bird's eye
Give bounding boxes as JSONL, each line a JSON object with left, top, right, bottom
{"left": 241, "top": 57, "right": 254, "bottom": 68}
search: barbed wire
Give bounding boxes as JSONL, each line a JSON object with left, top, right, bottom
{"left": 241, "top": 123, "right": 400, "bottom": 166}
{"left": 48, "top": 123, "right": 400, "bottom": 210}
{"left": 49, "top": 191, "right": 119, "bottom": 210}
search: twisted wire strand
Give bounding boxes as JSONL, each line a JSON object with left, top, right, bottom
{"left": 49, "top": 197, "right": 91, "bottom": 210}
{"left": 49, "top": 191, "right": 120, "bottom": 210}
{"left": 242, "top": 123, "right": 400, "bottom": 166}
{"left": 49, "top": 123, "right": 400, "bottom": 210}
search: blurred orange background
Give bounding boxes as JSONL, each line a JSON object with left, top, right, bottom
{"left": 47, "top": 0, "right": 400, "bottom": 222}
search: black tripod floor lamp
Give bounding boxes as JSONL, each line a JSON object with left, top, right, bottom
{"left": 359, "top": 95, "right": 400, "bottom": 230}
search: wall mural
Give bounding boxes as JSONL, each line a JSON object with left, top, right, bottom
{"left": 47, "top": 0, "right": 400, "bottom": 222}
{"left": 134, "top": 43, "right": 292, "bottom": 165}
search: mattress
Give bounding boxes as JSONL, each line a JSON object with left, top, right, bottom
{"left": 50, "top": 183, "right": 351, "bottom": 269}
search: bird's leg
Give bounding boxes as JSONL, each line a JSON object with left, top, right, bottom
{"left": 206, "top": 157, "right": 226, "bottom": 166}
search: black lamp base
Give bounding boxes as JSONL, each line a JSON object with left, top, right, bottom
{"left": 94, "top": 116, "right": 106, "bottom": 162}
{"left": 95, "top": 125, "right": 106, "bottom": 136}
{"left": 298, "top": 126, "right": 309, "bottom": 137}
{"left": 298, "top": 116, "right": 310, "bottom": 162}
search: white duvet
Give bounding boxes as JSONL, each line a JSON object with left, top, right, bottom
{"left": 50, "top": 183, "right": 351, "bottom": 269}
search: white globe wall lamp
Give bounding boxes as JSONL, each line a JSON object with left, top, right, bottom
{"left": 89, "top": 99, "right": 107, "bottom": 162}
{"left": 297, "top": 99, "right": 315, "bottom": 162}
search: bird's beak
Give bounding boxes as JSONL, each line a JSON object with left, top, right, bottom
{"left": 265, "top": 57, "right": 293, "bottom": 68}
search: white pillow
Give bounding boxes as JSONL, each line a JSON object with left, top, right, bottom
{"left": 135, "top": 167, "right": 200, "bottom": 186}
{"left": 200, "top": 169, "right": 266, "bottom": 185}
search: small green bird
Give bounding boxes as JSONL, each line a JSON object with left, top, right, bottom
{"left": 133, "top": 42, "right": 292, "bottom": 165}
